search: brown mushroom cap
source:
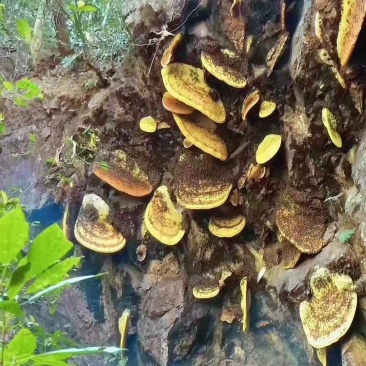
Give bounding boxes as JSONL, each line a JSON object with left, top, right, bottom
{"left": 281, "top": 237, "right": 302, "bottom": 269}
{"left": 162, "top": 92, "right": 194, "bottom": 114}
{"left": 276, "top": 187, "right": 327, "bottom": 254}
{"left": 161, "top": 33, "right": 183, "bottom": 67}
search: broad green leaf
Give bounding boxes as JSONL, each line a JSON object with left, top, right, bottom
{"left": 39, "top": 346, "right": 121, "bottom": 358}
{"left": 26, "top": 224, "right": 73, "bottom": 279}
{"left": 0, "top": 300, "right": 24, "bottom": 317}
{"left": 0, "top": 122, "right": 5, "bottom": 135}
{"left": 79, "top": 4, "right": 97, "bottom": 12}
{"left": 8, "top": 262, "right": 31, "bottom": 300}
{"left": 27, "top": 257, "right": 82, "bottom": 294}
{"left": 0, "top": 207, "right": 29, "bottom": 265}
{"left": 4, "top": 328, "right": 37, "bottom": 360}
{"left": 0, "top": 190, "right": 8, "bottom": 204}
{"left": 28, "top": 273, "right": 105, "bottom": 303}
{"left": 33, "top": 357, "right": 71, "bottom": 365}
{"left": 3, "top": 81, "right": 13, "bottom": 91}
{"left": 16, "top": 19, "right": 32, "bottom": 44}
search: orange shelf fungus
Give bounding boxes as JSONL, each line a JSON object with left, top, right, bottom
{"left": 162, "top": 92, "right": 194, "bottom": 115}
{"left": 161, "top": 32, "right": 184, "bottom": 67}
{"left": 242, "top": 90, "right": 260, "bottom": 120}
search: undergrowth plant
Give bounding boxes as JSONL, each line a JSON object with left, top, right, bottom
{"left": 0, "top": 206, "right": 124, "bottom": 365}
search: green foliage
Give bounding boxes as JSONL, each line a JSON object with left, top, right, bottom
{"left": 1, "top": 79, "right": 44, "bottom": 107}
{"left": 0, "top": 190, "right": 22, "bottom": 218}
{"left": 0, "top": 113, "right": 6, "bottom": 135}
{"left": 339, "top": 229, "right": 355, "bottom": 244}
{"left": 0, "top": 206, "right": 125, "bottom": 365}
{"left": 16, "top": 18, "right": 32, "bottom": 44}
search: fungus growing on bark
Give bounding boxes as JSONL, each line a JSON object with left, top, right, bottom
{"left": 241, "top": 90, "right": 260, "bottom": 120}
{"left": 161, "top": 32, "right": 183, "bottom": 67}
{"left": 144, "top": 185, "right": 185, "bottom": 246}
{"left": 316, "top": 348, "right": 327, "bottom": 366}
{"left": 161, "top": 63, "right": 226, "bottom": 123}
{"left": 240, "top": 278, "right": 250, "bottom": 333}
{"left": 119, "top": 309, "right": 131, "bottom": 349}
{"left": 208, "top": 214, "right": 246, "bottom": 238}
{"left": 139, "top": 116, "right": 157, "bottom": 133}
{"left": 183, "top": 138, "right": 193, "bottom": 148}
{"left": 74, "top": 193, "right": 126, "bottom": 253}
{"left": 319, "top": 49, "right": 346, "bottom": 89}
{"left": 246, "top": 163, "right": 268, "bottom": 183}
{"left": 172, "top": 113, "right": 228, "bottom": 161}
{"left": 259, "top": 101, "right": 276, "bottom": 118}
{"left": 276, "top": 187, "right": 327, "bottom": 254}
{"left": 280, "top": 236, "right": 302, "bottom": 269}
{"left": 162, "top": 92, "right": 194, "bottom": 114}
{"left": 136, "top": 244, "right": 147, "bottom": 262}
{"left": 266, "top": 32, "right": 289, "bottom": 76}
{"left": 337, "top": 0, "right": 366, "bottom": 66}
{"left": 299, "top": 267, "right": 357, "bottom": 348}
{"left": 255, "top": 134, "right": 282, "bottom": 164}
{"left": 322, "top": 108, "right": 343, "bottom": 148}
{"left": 174, "top": 152, "right": 233, "bottom": 209}
{"left": 192, "top": 272, "right": 221, "bottom": 299}
{"left": 201, "top": 50, "right": 247, "bottom": 88}
{"left": 93, "top": 150, "right": 153, "bottom": 197}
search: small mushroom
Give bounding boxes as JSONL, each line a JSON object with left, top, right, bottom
{"left": 337, "top": 0, "right": 366, "bottom": 66}
{"left": 144, "top": 185, "right": 185, "bottom": 245}
{"left": 161, "top": 32, "right": 183, "bottom": 67}
{"left": 318, "top": 49, "right": 346, "bottom": 89}
{"left": 118, "top": 309, "right": 131, "bottom": 349}
{"left": 209, "top": 214, "right": 246, "bottom": 238}
{"left": 255, "top": 134, "right": 282, "bottom": 164}
{"left": 136, "top": 244, "right": 147, "bottom": 262}
{"left": 322, "top": 108, "right": 342, "bottom": 148}
{"left": 139, "top": 116, "right": 157, "bottom": 133}
{"left": 74, "top": 193, "right": 126, "bottom": 253}
{"left": 246, "top": 163, "right": 268, "bottom": 183}
{"left": 259, "top": 101, "right": 276, "bottom": 118}
{"left": 299, "top": 267, "right": 357, "bottom": 348}
{"left": 172, "top": 113, "right": 228, "bottom": 160}
{"left": 162, "top": 92, "right": 194, "bottom": 114}
{"left": 242, "top": 90, "right": 260, "bottom": 121}
{"left": 161, "top": 63, "right": 226, "bottom": 123}
{"left": 316, "top": 348, "right": 327, "bottom": 366}
{"left": 314, "top": 12, "right": 324, "bottom": 42}
{"left": 183, "top": 138, "right": 193, "bottom": 148}
{"left": 240, "top": 278, "right": 251, "bottom": 333}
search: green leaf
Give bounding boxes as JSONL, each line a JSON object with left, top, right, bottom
{"left": 100, "top": 162, "right": 109, "bottom": 172}
{"left": 339, "top": 229, "right": 355, "bottom": 244}
{"left": 4, "top": 328, "right": 37, "bottom": 360}
{"left": 39, "top": 346, "right": 121, "bottom": 358}
{"left": 28, "top": 273, "right": 106, "bottom": 303}
{"left": 16, "top": 19, "right": 32, "bottom": 44}
{"left": 33, "top": 357, "right": 71, "bottom": 366}
{"left": 0, "top": 300, "right": 24, "bottom": 317}
{"left": 8, "top": 262, "right": 31, "bottom": 300}
{"left": 27, "top": 257, "right": 82, "bottom": 294}
{"left": 26, "top": 224, "right": 73, "bottom": 279}
{"left": 3, "top": 81, "right": 13, "bottom": 91}
{"left": 0, "top": 121, "right": 5, "bottom": 135}
{"left": 0, "top": 207, "right": 29, "bottom": 265}
{"left": 78, "top": 4, "right": 97, "bottom": 12}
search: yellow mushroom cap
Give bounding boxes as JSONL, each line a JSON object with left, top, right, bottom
{"left": 161, "top": 63, "right": 226, "bottom": 123}
{"left": 183, "top": 138, "right": 193, "bottom": 148}
{"left": 276, "top": 187, "right": 327, "bottom": 254}
{"left": 192, "top": 272, "right": 221, "bottom": 299}
{"left": 299, "top": 267, "right": 357, "bottom": 349}
{"left": 172, "top": 113, "right": 228, "bottom": 161}
{"left": 139, "top": 116, "right": 157, "bottom": 133}
{"left": 208, "top": 214, "right": 246, "bottom": 238}
{"left": 240, "top": 278, "right": 250, "bottom": 333}
{"left": 74, "top": 193, "right": 126, "bottom": 253}
{"left": 242, "top": 90, "right": 260, "bottom": 120}
{"left": 144, "top": 185, "right": 185, "bottom": 245}
{"left": 93, "top": 150, "right": 153, "bottom": 197}
{"left": 255, "top": 134, "right": 282, "bottom": 164}
{"left": 162, "top": 92, "right": 194, "bottom": 115}
{"left": 337, "top": 0, "right": 366, "bottom": 66}
{"left": 161, "top": 32, "right": 183, "bottom": 67}
{"left": 322, "top": 108, "right": 342, "bottom": 148}
{"left": 201, "top": 50, "right": 247, "bottom": 88}
{"left": 259, "top": 101, "right": 276, "bottom": 118}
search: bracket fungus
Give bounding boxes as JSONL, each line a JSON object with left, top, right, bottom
{"left": 318, "top": 49, "right": 346, "bottom": 89}
{"left": 139, "top": 116, "right": 157, "bottom": 133}
{"left": 93, "top": 150, "right": 153, "bottom": 197}
{"left": 174, "top": 152, "right": 233, "bottom": 209}
{"left": 208, "top": 214, "right": 246, "bottom": 238}
{"left": 172, "top": 113, "right": 228, "bottom": 160}
{"left": 74, "top": 193, "right": 126, "bottom": 253}
{"left": 322, "top": 108, "right": 343, "bottom": 148}
{"left": 266, "top": 32, "right": 289, "bottom": 77}
{"left": 259, "top": 101, "right": 276, "bottom": 118}
{"left": 144, "top": 185, "right": 185, "bottom": 245}
{"left": 299, "top": 267, "right": 357, "bottom": 349}
{"left": 276, "top": 187, "right": 327, "bottom": 254}
{"left": 240, "top": 278, "right": 251, "bottom": 333}
{"left": 255, "top": 134, "right": 282, "bottom": 164}
{"left": 161, "top": 32, "right": 183, "bottom": 67}
{"left": 201, "top": 50, "right": 247, "bottom": 88}
{"left": 242, "top": 90, "right": 260, "bottom": 121}
{"left": 161, "top": 63, "right": 226, "bottom": 123}
{"left": 162, "top": 92, "right": 194, "bottom": 114}
{"left": 119, "top": 309, "right": 130, "bottom": 349}
{"left": 337, "top": 0, "right": 366, "bottom": 66}
{"left": 281, "top": 237, "right": 302, "bottom": 269}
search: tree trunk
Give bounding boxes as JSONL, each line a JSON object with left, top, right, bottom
{"left": 53, "top": 0, "right": 73, "bottom": 57}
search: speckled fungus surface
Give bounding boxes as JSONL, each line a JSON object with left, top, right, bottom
{"left": 280, "top": 236, "right": 302, "bottom": 269}
{"left": 337, "top": 0, "right": 366, "bottom": 66}
{"left": 208, "top": 214, "right": 246, "bottom": 238}
{"left": 74, "top": 193, "right": 126, "bottom": 253}
{"left": 255, "top": 134, "right": 282, "bottom": 164}
{"left": 139, "top": 116, "right": 157, "bottom": 133}
{"left": 322, "top": 108, "right": 342, "bottom": 148}
{"left": 240, "top": 278, "right": 250, "bottom": 333}
{"left": 299, "top": 267, "right": 357, "bottom": 349}
{"left": 172, "top": 113, "right": 228, "bottom": 160}
{"left": 161, "top": 32, "right": 183, "bottom": 67}
{"left": 162, "top": 92, "right": 194, "bottom": 114}
{"left": 174, "top": 152, "right": 233, "bottom": 209}
{"left": 259, "top": 101, "right": 276, "bottom": 118}
{"left": 144, "top": 185, "right": 185, "bottom": 245}
{"left": 276, "top": 187, "right": 327, "bottom": 254}
{"left": 192, "top": 272, "right": 221, "bottom": 299}
{"left": 161, "top": 63, "right": 226, "bottom": 123}
{"left": 201, "top": 50, "right": 247, "bottom": 88}
{"left": 242, "top": 90, "right": 260, "bottom": 120}
{"left": 93, "top": 150, "right": 153, "bottom": 197}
